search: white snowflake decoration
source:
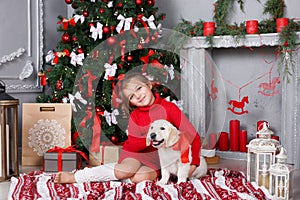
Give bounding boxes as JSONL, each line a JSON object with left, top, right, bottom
{"left": 28, "top": 119, "right": 67, "bottom": 156}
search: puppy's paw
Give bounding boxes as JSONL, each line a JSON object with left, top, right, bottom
{"left": 157, "top": 179, "right": 168, "bottom": 185}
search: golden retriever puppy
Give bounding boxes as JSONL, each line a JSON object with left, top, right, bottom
{"left": 146, "top": 119, "right": 207, "bottom": 185}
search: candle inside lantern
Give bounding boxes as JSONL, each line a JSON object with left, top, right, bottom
{"left": 239, "top": 130, "right": 247, "bottom": 152}
{"left": 209, "top": 133, "right": 217, "bottom": 149}
{"left": 230, "top": 120, "right": 240, "bottom": 151}
{"left": 218, "top": 132, "right": 229, "bottom": 151}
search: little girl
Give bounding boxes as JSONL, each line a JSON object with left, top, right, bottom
{"left": 54, "top": 72, "right": 201, "bottom": 184}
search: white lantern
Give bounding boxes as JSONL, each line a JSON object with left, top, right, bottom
{"left": 269, "top": 147, "right": 289, "bottom": 199}
{"left": 246, "top": 122, "right": 280, "bottom": 189}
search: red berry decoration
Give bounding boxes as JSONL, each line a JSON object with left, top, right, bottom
{"left": 99, "top": 8, "right": 105, "bottom": 14}
{"left": 103, "top": 26, "right": 110, "bottom": 34}
{"left": 62, "top": 33, "right": 71, "bottom": 43}
{"left": 135, "top": 0, "right": 143, "bottom": 6}
{"left": 77, "top": 48, "right": 84, "bottom": 54}
{"left": 56, "top": 80, "right": 63, "bottom": 90}
{"left": 82, "top": 10, "right": 89, "bottom": 17}
{"left": 107, "top": 36, "right": 117, "bottom": 46}
{"left": 65, "top": 0, "right": 73, "bottom": 4}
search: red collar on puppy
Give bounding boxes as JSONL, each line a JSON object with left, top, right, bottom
{"left": 172, "top": 131, "right": 190, "bottom": 163}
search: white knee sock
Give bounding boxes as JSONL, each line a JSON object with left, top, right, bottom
{"left": 74, "top": 162, "right": 117, "bottom": 183}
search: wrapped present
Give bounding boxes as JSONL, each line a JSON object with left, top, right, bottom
{"left": 44, "top": 146, "right": 88, "bottom": 173}
{"left": 89, "top": 143, "right": 122, "bottom": 166}
{"left": 22, "top": 103, "right": 72, "bottom": 166}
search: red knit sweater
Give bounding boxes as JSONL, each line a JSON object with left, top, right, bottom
{"left": 119, "top": 94, "right": 201, "bottom": 171}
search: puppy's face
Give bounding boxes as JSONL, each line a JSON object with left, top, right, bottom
{"left": 146, "top": 120, "right": 179, "bottom": 148}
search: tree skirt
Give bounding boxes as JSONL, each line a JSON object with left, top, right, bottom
{"left": 7, "top": 168, "right": 272, "bottom": 200}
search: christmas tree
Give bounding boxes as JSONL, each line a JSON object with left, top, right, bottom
{"left": 36, "top": 0, "right": 182, "bottom": 152}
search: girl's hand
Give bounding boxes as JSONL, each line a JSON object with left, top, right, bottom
{"left": 188, "top": 164, "right": 197, "bottom": 177}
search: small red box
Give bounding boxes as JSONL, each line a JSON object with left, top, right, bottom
{"left": 43, "top": 152, "right": 81, "bottom": 173}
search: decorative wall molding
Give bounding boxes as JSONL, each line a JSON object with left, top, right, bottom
{"left": 0, "top": 48, "right": 25, "bottom": 66}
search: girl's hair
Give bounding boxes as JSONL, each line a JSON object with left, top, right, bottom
{"left": 118, "top": 72, "right": 152, "bottom": 115}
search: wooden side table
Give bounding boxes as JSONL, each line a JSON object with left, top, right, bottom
{"left": 0, "top": 94, "right": 19, "bottom": 181}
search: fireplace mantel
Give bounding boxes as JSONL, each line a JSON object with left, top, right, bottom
{"left": 180, "top": 32, "right": 300, "bottom": 167}
{"left": 183, "top": 32, "right": 300, "bottom": 49}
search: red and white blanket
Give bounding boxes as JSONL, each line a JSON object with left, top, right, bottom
{"left": 7, "top": 168, "right": 272, "bottom": 200}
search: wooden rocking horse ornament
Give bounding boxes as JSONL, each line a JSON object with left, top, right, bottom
{"left": 228, "top": 96, "right": 249, "bottom": 115}
{"left": 258, "top": 77, "right": 280, "bottom": 96}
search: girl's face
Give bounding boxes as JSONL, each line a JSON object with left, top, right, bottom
{"left": 122, "top": 80, "right": 155, "bottom": 107}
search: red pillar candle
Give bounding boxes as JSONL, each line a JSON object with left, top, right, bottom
{"left": 239, "top": 130, "right": 248, "bottom": 152}
{"left": 246, "top": 20, "right": 258, "bottom": 34}
{"left": 257, "top": 120, "right": 268, "bottom": 131}
{"left": 230, "top": 120, "right": 240, "bottom": 151}
{"left": 276, "top": 18, "right": 289, "bottom": 33}
{"left": 218, "top": 132, "right": 229, "bottom": 151}
{"left": 209, "top": 133, "right": 217, "bottom": 149}
{"left": 203, "top": 22, "right": 215, "bottom": 36}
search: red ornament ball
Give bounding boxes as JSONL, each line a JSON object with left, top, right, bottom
{"left": 89, "top": 22, "right": 95, "bottom": 27}
{"left": 126, "top": 55, "right": 134, "bottom": 62}
{"left": 102, "top": 0, "right": 108, "bottom": 2}
{"left": 65, "top": 0, "right": 73, "bottom": 4}
{"left": 72, "top": 36, "right": 78, "bottom": 42}
{"left": 103, "top": 26, "right": 110, "bottom": 34}
{"left": 147, "top": 0, "right": 155, "bottom": 6}
{"left": 82, "top": 10, "right": 89, "bottom": 17}
{"left": 117, "top": 2, "right": 123, "bottom": 7}
{"left": 110, "top": 135, "right": 119, "bottom": 144}
{"left": 99, "top": 8, "right": 105, "bottom": 14}
{"left": 62, "top": 33, "right": 71, "bottom": 43}
{"left": 107, "top": 36, "right": 117, "bottom": 46}
{"left": 135, "top": 0, "right": 143, "bottom": 6}
{"left": 77, "top": 48, "right": 84, "bottom": 54}
{"left": 71, "top": 3, "right": 78, "bottom": 9}
{"left": 110, "top": 25, "right": 115, "bottom": 31}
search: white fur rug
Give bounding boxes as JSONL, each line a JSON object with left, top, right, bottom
{"left": 7, "top": 168, "right": 272, "bottom": 199}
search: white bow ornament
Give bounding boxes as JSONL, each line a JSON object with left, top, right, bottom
{"left": 164, "top": 64, "right": 175, "bottom": 82}
{"left": 104, "top": 109, "right": 119, "bottom": 126}
{"left": 90, "top": 22, "right": 103, "bottom": 41}
{"left": 116, "top": 15, "right": 133, "bottom": 33}
{"left": 69, "top": 92, "right": 87, "bottom": 112}
{"left": 104, "top": 63, "right": 117, "bottom": 80}
{"left": 142, "top": 15, "right": 157, "bottom": 29}
{"left": 70, "top": 52, "right": 85, "bottom": 66}
{"left": 74, "top": 14, "right": 85, "bottom": 24}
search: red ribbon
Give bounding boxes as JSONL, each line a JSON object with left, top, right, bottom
{"left": 119, "top": 40, "right": 126, "bottom": 62}
{"left": 111, "top": 74, "right": 125, "bottom": 108}
{"left": 140, "top": 49, "right": 164, "bottom": 73}
{"left": 47, "top": 146, "right": 89, "bottom": 172}
{"left": 57, "top": 18, "right": 76, "bottom": 30}
{"left": 79, "top": 108, "right": 93, "bottom": 128}
{"left": 78, "top": 70, "right": 97, "bottom": 97}
{"left": 91, "top": 115, "right": 102, "bottom": 152}
{"left": 130, "top": 14, "right": 150, "bottom": 42}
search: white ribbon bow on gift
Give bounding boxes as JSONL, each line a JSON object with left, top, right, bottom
{"left": 116, "top": 15, "right": 133, "bottom": 33}
{"left": 104, "top": 109, "right": 119, "bottom": 126}
{"left": 70, "top": 52, "right": 85, "bottom": 66}
{"left": 74, "top": 14, "right": 85, "bottom": 24}
{"left": 142, "top": 15, "right": 157, "bottom": 29}
{"left": 164, "top": 64, "right": 175, "bottom": 82}
{"left": 104, "top": 63, "right": 117, "bottom": 80}
{"left": 165, "top": 96, "right": 184, "bottom": 111}
{"left": 69, "top": 92, "right": 87, "bottom": 112}
{"left": 90, "top": 22, "right": 103, "bottom": 41}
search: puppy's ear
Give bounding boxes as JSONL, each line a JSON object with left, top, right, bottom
{"left": 165, "top": 124, "right": 179, "bottom": 147}
{"left": 146, "top": 132, "right": 152, "bottom": 146}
